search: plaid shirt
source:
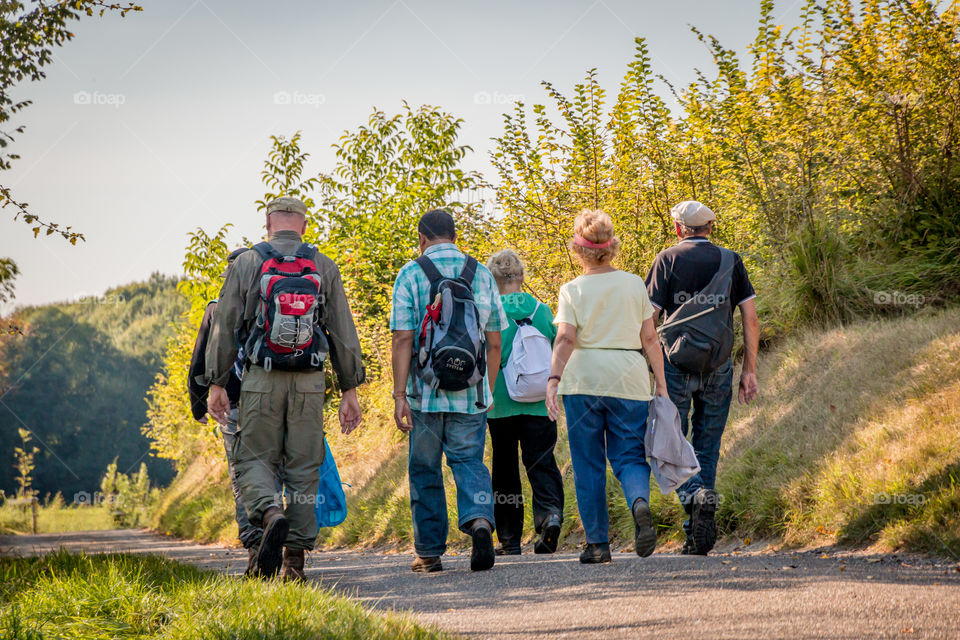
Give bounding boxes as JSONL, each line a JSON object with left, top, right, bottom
{"left": 390, "top": 243, "right": 508, "bottom": 414}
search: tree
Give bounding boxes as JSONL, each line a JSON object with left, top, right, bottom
{"left": 0, "top": 0, "right": 142, "bottom": 309}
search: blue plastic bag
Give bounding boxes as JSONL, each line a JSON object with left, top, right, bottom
{"left": 315, "top": 439, "right": 348, "bottom": 528}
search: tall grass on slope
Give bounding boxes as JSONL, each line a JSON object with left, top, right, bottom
{"left": 718, "top": 307, "right": 960, "bottom": 556}
{"left": 0, "top": 550, "right": 449, "bottom": 640}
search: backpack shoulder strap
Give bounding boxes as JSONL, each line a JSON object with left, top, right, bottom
{"left": 294, "top": 242, "right": 318, "bottom": 261}
{"left": 252, "top": 241, "right": 282, "bottom": 262}
{"left": 415, "top": 255, "right": 444, "bottom": 284}
{"left": 459, "top": 256, "right": 478, "bottom": 285}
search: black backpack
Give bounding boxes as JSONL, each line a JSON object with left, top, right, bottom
{"left": 414, "top": 255, "right": 487, "bottom": 407}
{"left": 657, "top": 248, "right": 735, "bottom": 373}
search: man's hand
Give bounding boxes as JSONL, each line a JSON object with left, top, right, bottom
{"left": 394, "top": 395, "right": 413, "bottom": 433}
{"left": 738, "top": 371, "right": 759, "bottom": 405}
{"left": 338, "top": 387, "right": 363, "bottom": 435}
{"left": 207, "top": 384, "right": 230, "bottom": 426}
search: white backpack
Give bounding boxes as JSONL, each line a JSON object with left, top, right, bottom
{"left": 503, "top": 302, "right": 553, "bottom": 402}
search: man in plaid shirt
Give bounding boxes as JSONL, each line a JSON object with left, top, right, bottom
{"left": 390, "top": 209, "right": 508, "bottom": 573}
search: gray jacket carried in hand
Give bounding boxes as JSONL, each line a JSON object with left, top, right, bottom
{"left": 645, "top": 396, "right": 701, "bottom": 493}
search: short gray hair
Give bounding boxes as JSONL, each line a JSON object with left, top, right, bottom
{"left": 486, "top": 249, "right": 525, "bottom": 286}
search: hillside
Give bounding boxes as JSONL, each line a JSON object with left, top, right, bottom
{"left": 153, "top": 307, "right": 960, "bottom": 557}
{"left": 0, "top": 274, "right": 186, "bottom": 497}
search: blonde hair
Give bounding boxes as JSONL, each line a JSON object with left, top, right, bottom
{"left": 486, "top": 249, "right": 526, "bottom": 288}
{"left": 571, "top": 209, "right": 619, "bottom": 264}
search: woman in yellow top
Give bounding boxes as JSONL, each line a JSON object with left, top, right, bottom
{"left": 546, "top": 209, "right": 669, "bottom": 564}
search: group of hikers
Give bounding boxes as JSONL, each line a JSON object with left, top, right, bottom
{"left": 191, "top": 196, "right": 760, "bottom": 580}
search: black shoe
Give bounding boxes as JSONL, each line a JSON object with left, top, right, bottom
{"left": 534, "top": 514, "right": 562, "bottom": 554}
{"left": 255, "top": 506, "right": 289, "bottom": 578}
{"left": 691, "top": 488, "right": 718, "bottom": 555}
{"left": 470, "top": 520, "right": 495, "bottom": 571}
{"left": 579, "top": 542, "right": 612, "bottom": 564}
{"left": 496, "top": 545, "right": 521, "bottom": 556}
{"left": 632, "top": 497, "right": 657, "bottom": 558}
{"left": 680, "top": 537, "right": 695, "bottom": 555}
{"left": 411, "top": 555, "right": 443, "bottom": 573}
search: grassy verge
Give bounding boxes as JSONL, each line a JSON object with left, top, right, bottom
{"left": 0, "top": 550, "right": 449, "bottom": 640}
{"left": 0, "top": 500, "right": 115, "bottom": 536}
{"left": 153, "top": 309, "right": 960, "bottom": 558}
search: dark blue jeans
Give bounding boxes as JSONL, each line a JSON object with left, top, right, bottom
{"left": 562, "top": 394, "right": 651, "bottom": 544}
{"left": 408, "top": 410, "right": 495, "bottom": 557}
{"left": 663, "top": 358, "right": 733, "bottom": 533}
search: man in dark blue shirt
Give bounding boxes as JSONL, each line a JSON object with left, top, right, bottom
{"left": 646, "top": 200, "right": 760, "bottom": 556}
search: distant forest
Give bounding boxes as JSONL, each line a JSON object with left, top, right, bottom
{"left": 0, "top": 274, "right": 185, "bottom": 497}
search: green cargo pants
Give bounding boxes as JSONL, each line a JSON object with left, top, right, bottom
{"left": 234, "top": 365, "right": 326, "bottom": 551}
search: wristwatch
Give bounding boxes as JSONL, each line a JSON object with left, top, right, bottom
{"left": 392, "top": 391, "right": 407, "bottom": 400}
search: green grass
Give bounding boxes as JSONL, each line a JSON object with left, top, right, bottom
{"left": 0, "top": 550, "right": 450, "bottom": 640}
{"left": 154, "top": 309, "right": 960, "bottom": 558}
{"left": 0, "top": 501, "right": 115, "bottom": 536}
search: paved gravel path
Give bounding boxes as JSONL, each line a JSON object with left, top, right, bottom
{"left": 2, "top": 529, "right": 959, "bottom": 639}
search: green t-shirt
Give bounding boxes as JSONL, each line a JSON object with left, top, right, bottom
{"left": 553, "top": 270, "right": 655, "bottom": 401}
{"left": 488, "top": 292, "right": 557, "bottom": 420}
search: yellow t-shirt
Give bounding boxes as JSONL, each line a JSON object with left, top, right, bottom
{"left": 554, "top": 270, "right": 655, "bottom": 401}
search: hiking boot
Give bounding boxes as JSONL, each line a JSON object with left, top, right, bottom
{"left": 534, "top": 513, "right": 562, "bottom": 554}
{"left": 632, "top": 497, "right": 657, "bottom": 558}
{"left": 411, "top": 555, "right": 443, "bottom": 573}
{"left": 496, "top": 545, "right": 521, "bottom": 556}
{"left": 680, "top": 537, "right": 696, "bottom": 555}
{"left": 243, "top": 546, "right": 259, "bottom": 577}
{"left": 281, "top": 548, "right": 307, "bottom": 582}
{"left": 255, "top": 506, "right": 289, "bottom": 578}
{"left": 470, "top": 519, "right": 495, "bottom": 571}
{"left": 579, "top": 542, "right": 612, "bottom": 564}
{"left": 691, "top": 488, "right": 718, "bottom": 555}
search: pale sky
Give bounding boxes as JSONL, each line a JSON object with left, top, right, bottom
{"left": 0, "top": 0, "right": 806, "bottom": 311}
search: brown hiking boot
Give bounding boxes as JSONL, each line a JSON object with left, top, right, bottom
{"left": 281, "top": 548, "right": 307, "bottom": 582}
{"left": 411, "top": 555, "right": 443, "bottom": 573}
{"left": 243, "top": 546, "right": 258, "bottom": 577}
{"left": 254, "top": 506, "right": 289, "bottom": 578}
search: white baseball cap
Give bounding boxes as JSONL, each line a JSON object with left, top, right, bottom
{"left": 670, "top": 200, "right": 716, "bottom": 226}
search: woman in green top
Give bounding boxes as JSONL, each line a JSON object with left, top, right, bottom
{"left": 486, "top": 249, "right": 565, "bottom": 556}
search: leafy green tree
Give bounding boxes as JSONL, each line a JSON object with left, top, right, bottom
{"left": 492, "top": 1, "right": 960, "bottom": 331}
{"left": 0, "top": 277, "right": 181, "bottom": 495}
{"left": 0, "top": 0, "right": 141, "bottom": 310}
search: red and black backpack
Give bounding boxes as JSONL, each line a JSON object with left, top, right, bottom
{"left": 243, "top": 241, "right": 328, "bottom": 372}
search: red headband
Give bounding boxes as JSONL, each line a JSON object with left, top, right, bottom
{"left": 573, "top": 234, "right": 613, "bottom": 249}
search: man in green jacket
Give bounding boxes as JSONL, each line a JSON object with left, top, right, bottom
{"left": 206, "top": 196, "right": 365, "bottom": 580}
{"left": 486, "top": 249, "right": 565, "bottom": 555}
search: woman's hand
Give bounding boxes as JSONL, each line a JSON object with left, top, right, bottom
{"left": 654, "top": 382, "right": 669, "bottom": 398}
{"left": 545, "top": 378, "right": 561, "bottom": 421}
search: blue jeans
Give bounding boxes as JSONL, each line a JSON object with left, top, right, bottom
{"left": 664, "top": 358, "right": 733, "bottom": 533}
{"left": 408, "top": 410, "right": 495, "bottom": 557}
{"left": 562, "top": 394, "right": 651, "bottom": 544}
